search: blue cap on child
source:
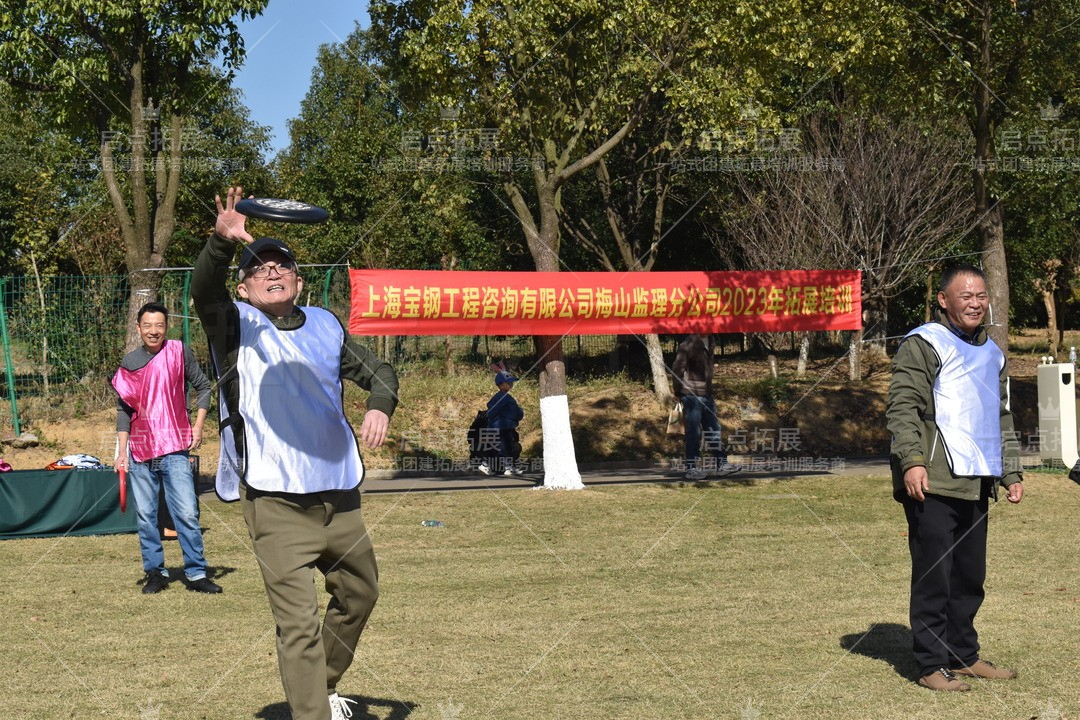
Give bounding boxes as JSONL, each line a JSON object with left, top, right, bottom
{"left": 495, "top": 372, "right": 518, "bottom": 385}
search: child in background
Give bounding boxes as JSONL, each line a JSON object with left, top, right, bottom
{"left": 481, "top": 365, "right": 524, "bottom": 476}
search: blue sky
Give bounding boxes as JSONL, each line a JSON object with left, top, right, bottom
{"left": 231, "top": 2, "right": 369, "bottom": 159}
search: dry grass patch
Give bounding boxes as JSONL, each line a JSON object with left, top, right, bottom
{"left": 2, "top": 472, "right": 1079, "bottom": 718}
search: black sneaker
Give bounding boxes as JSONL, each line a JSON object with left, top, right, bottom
{"left": 142, "top": 570, "right": 169, "bottom": 595}
{"left": 187, "top": 577, "right": 223, "bottom": 594}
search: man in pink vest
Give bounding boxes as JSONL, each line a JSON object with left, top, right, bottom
{"left": 111, "top": 302, "right": 220, "bottom": 595}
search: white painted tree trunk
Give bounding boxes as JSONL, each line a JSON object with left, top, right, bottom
{"left": 539, "top": 394, "right": 584, "bottom": 490}
{"left": 796, "top": 333, "right": 810, "bottom": 378}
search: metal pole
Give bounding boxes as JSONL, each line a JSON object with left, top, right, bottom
{"left": 323, "top": 267, "right": 334, "bottom": 309}
{"left": 0, "top": 279, "right": 21, "bottom": 435}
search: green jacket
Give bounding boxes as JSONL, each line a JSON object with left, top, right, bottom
{"left": 886, "top": 314, "right": 1023, "bottom": 502}
{"left": 190, "top": 234, "right": 399, "bottom": 463}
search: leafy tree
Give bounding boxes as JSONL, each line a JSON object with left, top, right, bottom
{"left": 274, "top": 28, "right": 493, "bottom": 273}
{"left": 0, "top": 0, "right": 267, "bottom": 348}
{"left": 0, "top": 84, "right": 95, "bottom": 277}
{"left": 994, "top": 103, "right": 1080, "bottom": 353}
{"left": 874, "top": 0, "right": 1080, "bottom": 349}
{"left": 368, "top": 0, "right": 860, "bottom": 487}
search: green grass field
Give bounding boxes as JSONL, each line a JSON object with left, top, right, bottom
{"left": 2, "top": 471, "right": 1078, "bottom": 719}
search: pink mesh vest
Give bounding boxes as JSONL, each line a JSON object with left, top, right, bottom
{"left": 111, "top": 340, "right": 191, "bottom": 463}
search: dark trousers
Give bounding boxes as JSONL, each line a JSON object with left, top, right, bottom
{"left": 496, "top": 428, "right": 519, "bottom": 471}
{"left": 903, "top": 490, "right": 988, "bottom": 677}
{"left": 241, "top": 485, "right": 379, "bottom": 720}
{"left": 682, "top": 394, "right": 726, "bottom": 468}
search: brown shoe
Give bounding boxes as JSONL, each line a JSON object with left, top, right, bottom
{"left": 918, "top": 668, "right": 972, "bottom": 692}
{"left": 951, "top": 659, "right": 1017, "bottom": 680}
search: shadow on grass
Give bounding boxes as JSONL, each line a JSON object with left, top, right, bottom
{"left": 136, "top": 566, "right": 238, "bottom": 590}
{"left": 840, "top": 622, "right": 918, "bottom": 680}
{"left": 657, "top": 472, "right": 832, "bottom": 490}
{"left": 256, "top": 695, "right": 417, "bottom": 719}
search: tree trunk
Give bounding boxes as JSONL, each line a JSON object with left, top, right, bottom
{"left": 796, "top": 333, "right": 810, "bottom": 378}
{"left": 849, "top": 330, "right": 862, "bottom": 381}
{"left": 645, "top": 333, "right": 673, "bottom": 407}
{"left": 862, "top": 292, "right": 888, "bottom": 358}
{"left": 972, "top": 1, "right": 1009, "bottom": 353}
{"left": 1042, "top": 288, "right": 1058, "bottom": 359}
{"left": 979, "top": 204, "right": 1008, "bottom": 351}
{"left": 925, "top": 269, "right": 935, "bottom": 323}
{"left": 441, "top": 256, "right": 456, "bottom": 374}
{"left": 443, "top": 336, "right": 455, "bottom": 374}
{"left": 514, "top": 180, "right": 583, "bottom": 489}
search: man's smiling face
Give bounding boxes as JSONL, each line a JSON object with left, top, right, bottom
{"left": 237, "top": 249, "right": 303, "bottom": 317}
{"left": 137, "top": 311, "right": 168, "bottom": 353}
{"left": 938, "top": 272, "right": 988, "bottom": 336}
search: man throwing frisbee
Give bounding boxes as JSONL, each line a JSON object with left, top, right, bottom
{"left": 192, "top": 187, "right": 398, "bottom": 720}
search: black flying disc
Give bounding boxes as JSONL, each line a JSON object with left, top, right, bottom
{"left": 235, "top": 197, "right": 329, "bottom": 224}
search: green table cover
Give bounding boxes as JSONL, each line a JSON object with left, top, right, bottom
{"left": 0, "top": 469, "right": 138, "bottom": 539}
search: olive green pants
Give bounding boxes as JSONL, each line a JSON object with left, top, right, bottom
{"left": 241, "top": 485, "right": 379, "bottom": 720}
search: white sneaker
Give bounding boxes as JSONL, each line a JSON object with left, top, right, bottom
{"left": 714, "top": 461, "right": 741, "bottom": 477}
{"left": 504, "top": 467, "right": 523, "bottom": 476}
{"left": 478, "top": 463, "right": 492, "bottom": 476}
{"left": 684, "top": 467, "right": 708, "bottom": 481}
{"left": 329, "top": 692, "right": 357, "bottom": 720}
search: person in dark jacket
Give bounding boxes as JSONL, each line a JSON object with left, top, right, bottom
{"left": 887, "top": 264, "right": 1023, "bottom": 692}
{"left": 193, "top": 186, "right": 398, "bottom": 720}
{"left": 480, "top": 371, "right": 524, "bottom": 476}
{"left": 671, "top": 334, "right": 738, "bottom": 480}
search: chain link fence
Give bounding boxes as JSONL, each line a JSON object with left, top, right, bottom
{"left": 1, "top": 267, "right": 689, "bottom": 434}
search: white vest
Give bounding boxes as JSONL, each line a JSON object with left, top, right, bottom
{"left": 908, "top": 322, "right": 1004, "bottom": 477}
{"left": 216, "top": 303, "right": 365, "bottom": 501}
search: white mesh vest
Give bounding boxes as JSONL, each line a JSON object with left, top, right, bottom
{"left": 907, "top": 322, "right": 1004, "bottom": 477}
{"left": 215, "top": 303, "right": 364, "bottom": 501}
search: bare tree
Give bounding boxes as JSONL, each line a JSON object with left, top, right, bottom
{"left": 715, "top": 115, "right": 974, "bottom": 371}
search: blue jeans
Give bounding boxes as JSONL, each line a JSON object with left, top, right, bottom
{"left": 129, "top": 450, "right": 207, "bottom": 580}
{"left": 682, "top": 394, "right": 726, "bottom": 469}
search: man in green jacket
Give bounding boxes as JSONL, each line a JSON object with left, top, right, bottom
{"left": 192, "top": 186, "right": 398, "bottom": 720}
{"left": 887, "top": 264, "right": 1023, "bottom": 693}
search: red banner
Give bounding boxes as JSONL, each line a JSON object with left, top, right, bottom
{"left": 348, "top": 269, "right": 862, "bottom": 336}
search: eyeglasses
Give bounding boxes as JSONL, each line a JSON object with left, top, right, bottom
{"left": 246, "top": 262, "right": 297, "bottom": 279}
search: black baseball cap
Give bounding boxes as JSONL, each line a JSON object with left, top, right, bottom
{"left": 238, "top": 237, "right": 297, "bottom": 278}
